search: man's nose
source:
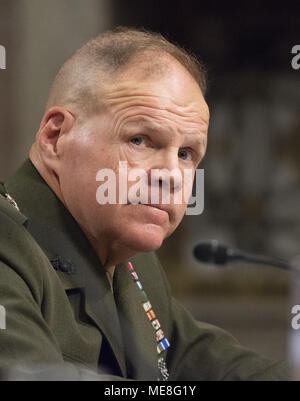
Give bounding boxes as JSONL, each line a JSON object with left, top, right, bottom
{"left": 148, "top": 150, "right": 183, "bottom": 193}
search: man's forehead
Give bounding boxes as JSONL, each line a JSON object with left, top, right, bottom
{"left": 101, "top": 55, "right": 208, "bottom": 109}
{"left": 101, "top": 78, "right": 209, "bottom": 121}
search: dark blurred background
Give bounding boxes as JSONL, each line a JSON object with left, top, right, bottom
{"left": 1, "top": 0, "right": 300, "bottom": 362}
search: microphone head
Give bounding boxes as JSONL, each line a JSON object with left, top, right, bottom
{"left": 193, "top": 240, "right": 229, "bottom": 265}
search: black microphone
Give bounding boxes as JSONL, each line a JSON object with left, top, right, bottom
{"left": 193, "top": 240, "right": 291, "bottom": 271}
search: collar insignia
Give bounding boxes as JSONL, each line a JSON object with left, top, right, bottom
{"left": 4, "top": 193, "right": 20, "bottom": 211}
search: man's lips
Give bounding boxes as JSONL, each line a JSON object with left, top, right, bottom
{"left": 144, "top": 203, "right": 171, "bottom": 215}
{"left": 128, "top": 202, "right": 172, "bottom": 220}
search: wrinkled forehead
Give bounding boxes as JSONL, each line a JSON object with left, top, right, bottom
{"left": 100, "top": 60, "right": 210, "bottom": 125}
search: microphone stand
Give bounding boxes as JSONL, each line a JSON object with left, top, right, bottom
{"left": 193, "top": 240, "right": 294, "bottom": 271}
{"left": 235, "top": 251, "right": 291, "bottom": 271}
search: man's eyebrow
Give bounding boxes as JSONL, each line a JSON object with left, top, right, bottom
{"left": 180, "top": 135, "right": 207, "bottom": 156}
{"left": 183, "top": 133, "right": 207, "bottom": 146}
{"left": 121, "top": 120, "right": 208, "bottom": 150}
{"left": 121, "top": 118, "right": 161, "bottom": 130}
{"left": 121, "top": 119, "right": 172, "bottom": 137}
{"left": 122, "top": 118, "right": 208, "bottom": 135}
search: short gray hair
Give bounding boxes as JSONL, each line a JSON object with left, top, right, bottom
{"left": 46, "top": 27, "right": 207, "bottom": 116}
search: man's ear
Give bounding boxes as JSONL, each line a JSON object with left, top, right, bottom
{"left": 36, "top": 106, "right": 75, "bottom": 161}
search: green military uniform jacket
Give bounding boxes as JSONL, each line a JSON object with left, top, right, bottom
{"left": 0, "top": 160, "right": 288, "bottom": 380}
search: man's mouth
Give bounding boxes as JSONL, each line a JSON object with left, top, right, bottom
{"left": 144, "top": 203, "right": 170, "bottom": 214}
{"left": 133, "top": 202, "right": 172, "bottom": 221}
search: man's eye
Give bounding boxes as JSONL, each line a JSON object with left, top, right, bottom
{"left": 178, "top": 149, "right": 192, "bottom": 161}
{"left": 130, "top": 136, "right": 144, "bottom": 146}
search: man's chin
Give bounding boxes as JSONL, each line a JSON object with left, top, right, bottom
{"left": 126, "top": 224, "right": 166, "bottom": 254}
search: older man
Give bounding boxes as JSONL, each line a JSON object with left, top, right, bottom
{"left": 0, "top": 28, "right": 287, "bottom": 380}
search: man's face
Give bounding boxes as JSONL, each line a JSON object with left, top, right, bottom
{"left": 57, "top": 60, "right": 209, "bottom": 264}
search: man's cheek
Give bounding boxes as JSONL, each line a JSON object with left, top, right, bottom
{"left": 174, "top": 204, "right": 187, "bottom": 225}
{"left": 167, "top": 212, "right": 184, "bottom": 237}
{"left": 183, "top": 176, "right": 194, "bottom": 202}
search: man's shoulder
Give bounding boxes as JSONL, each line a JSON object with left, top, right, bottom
{"left": 0, "top": 185, "right": 54, "bottom": 295}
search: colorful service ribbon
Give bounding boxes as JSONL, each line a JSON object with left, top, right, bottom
{"left": 127, "top": 261, "right": 170, "bottom": 380}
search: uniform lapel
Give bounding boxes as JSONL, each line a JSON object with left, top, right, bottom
{"left": 113, "top": 261, "right": 158, "bottom": 380}
{"left": 5, "top": 159, "right": 127, "bottom": 377}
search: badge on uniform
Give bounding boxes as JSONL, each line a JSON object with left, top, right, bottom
{"left": 152, "top": 319, "right": 161, "bottom": 330}
{"left": 143, "top": 301, "right": 152, "bottom": 312}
